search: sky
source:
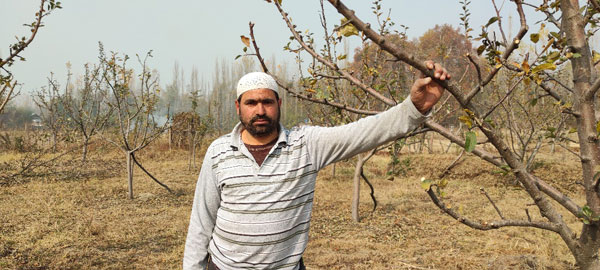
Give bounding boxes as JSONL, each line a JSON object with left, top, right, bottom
{"left": 1, "top": 0, "right": 539, "bottom": 100}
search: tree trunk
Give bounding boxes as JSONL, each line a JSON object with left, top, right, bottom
{"left": 168, "top": 126, "right": 172, "bottom": 151}
{"left": 191, "top": 134, "right": 197, "bottom": 169}
{"left": 428, "top": 132, "right": 434, "bottom": 154}
{"left": 418, "top": 133, "right": 426, "bottom": 153}
{"left": 351, "top": 157, "right": 364, "bottom": 222}
{"left": 575, "top": 230, "right": 600, "bottom": 270}
{"left": 352, "top": 149, "right": 377, "bottom": 222}
{"left": 51, "top": 131, "right": 57, "bottom": 153}
{"left": 81, "top": 137, "right": 89, "bottom": 163}
{"left": 126, "top": 151, "right": 134, "bottom": 199}
{"left": 331, "top": 163, "right": 336, "bottom": 177}
{"left": 560, "top": 1, "right": 600, "bottom": 268}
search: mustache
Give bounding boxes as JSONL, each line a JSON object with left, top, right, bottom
{"left": 250, "top": 115, "right": 272, "bottom": 124}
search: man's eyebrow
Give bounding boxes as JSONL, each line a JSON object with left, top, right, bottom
{"left": 244, "top": 98, "right": 275, "bottom": 103}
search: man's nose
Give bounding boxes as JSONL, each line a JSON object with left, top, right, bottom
{"left": 256, "top": 103, "right": 266, "bottom": 115}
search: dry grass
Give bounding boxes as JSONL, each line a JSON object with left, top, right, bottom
{"left": 0, "top": 138, "right": 583, "bottom": 269}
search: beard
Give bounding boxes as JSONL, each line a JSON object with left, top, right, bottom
{"left": 239, "top": 108, "right": 280, "bottom": 138}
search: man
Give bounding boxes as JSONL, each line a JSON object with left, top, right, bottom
{"left": 184, "top": 61, "right": 450, "bottom": 270}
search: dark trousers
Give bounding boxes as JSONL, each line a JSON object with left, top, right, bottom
{"left": 207, "top": 257, "right": 306, "bottom": 270}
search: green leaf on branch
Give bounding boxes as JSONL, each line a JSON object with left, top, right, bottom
{"left": 547, "top": 51, "right": 561, "bottom": 63}
{"left": 593, "top": 50, "right": 600, "bottom": 63}
{"left": 338, "top": 18, "right": 359, "bottom": 37}
{"left": 484, "top": 118, "right": 496, "bottom": 128}
{"left": 465, "top": 131, "right": 477, "bottom": 152}
{"left": 529, "top": 98, "right": 538, "bottom": 107}
{"left": 582, "top": 218, "right": 590, "bottom": 225}
{"left": 582, "top": 205, "right": 594, "bottom": 218}
{"left": 485, "top": 17, "right": 499, "bottom": 27}
{"left": 439, "top": 178, "right": 448, "bottom": 189}
{"left": 531, "top": 63, "right": 556, "bottom": 74}
{"left": 476, "top": 45, "right": 486, "bottom": 56}
{"left": 458, "top": 115, "right": 473, "bottom": 129}
{"left": 530, "top": 33, "right": 540, "bottom": 43}
{"left": 420, "top": 177, "right": 432, "bottom": 191}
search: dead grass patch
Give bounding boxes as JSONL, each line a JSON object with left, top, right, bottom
{"left": 0, "top": 142, "right": 582, "bottom": 269}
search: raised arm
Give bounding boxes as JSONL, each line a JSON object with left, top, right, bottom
{"left": 306, "top": 61, "right": 449, "bottom": 169}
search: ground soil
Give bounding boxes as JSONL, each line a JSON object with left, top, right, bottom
{"left": 0, "top": 140, "right": 584, "bottom": 269}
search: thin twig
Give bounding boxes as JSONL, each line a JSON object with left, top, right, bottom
{"left": 426, "top": 187, "right": 559, "bottom": 232}
{"left": 482, "top": 76, "right": 524, "bottom": 120}
{"left": 438, "top": 149, "right": 465, "bottom": 179}
{"left": 0, "top": 81, "right": 17, "bottom": 113}
{"left": 480, "top": 187, "right": 505, "bottom": 219}
{"left": 131, "top": 153, "right": 173, "bottom": 194}
{"left": 249, "top": 22, "right": 269, "bottom": 73}
{"left": 273, "top": 1, "right": 396, "bottom": 106}
{"left": 0, "top": 0, "right": 49, "bottom": 69}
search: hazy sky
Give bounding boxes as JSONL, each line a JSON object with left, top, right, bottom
{"left": 1, "top": 0, "right": 535, "bottom": 96}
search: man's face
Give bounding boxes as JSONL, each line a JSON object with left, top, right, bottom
{"left": 236, "top": 88, "right": 281, "bottom": 138}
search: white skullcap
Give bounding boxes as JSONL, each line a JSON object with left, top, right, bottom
{"left": 236, "top": 72, "right": 279, "bottom": 99}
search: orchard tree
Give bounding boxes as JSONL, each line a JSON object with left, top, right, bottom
{"left": 99, "top": 44, "right": 172, "bottom": 199}
{"left": 58, "top": 63, "right": 113, "bottom": 163}
{"left": 250, "top": 0, "right": 600, "bottom": 268}
{"left": 1, "top": 0, "right": 61, "bottom": 114}
{"left": 33, "top": 74, "right": 65, "bottom": 152}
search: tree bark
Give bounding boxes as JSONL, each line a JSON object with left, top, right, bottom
{"left": 126, "top": 151, "right": 134, "bottom": 199}
{"left": 331, "top": 163, "right": 336, "bottom": 177}
{"left": 352, "top": 148, "right": 377, "bottom": 222}
{"left": 81, "top": 137, "right": 89, "bottom": 163}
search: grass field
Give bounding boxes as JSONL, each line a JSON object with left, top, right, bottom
{"left": 0, "top": 138, "right": 584, "bottom": 269}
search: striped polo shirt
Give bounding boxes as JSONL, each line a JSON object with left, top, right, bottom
{"left": 184, "top": 98, "right": 426, "bottom": 270}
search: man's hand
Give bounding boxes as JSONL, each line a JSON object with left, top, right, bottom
{"left": 410, "top": 60, "right": 450, "bottom": 114}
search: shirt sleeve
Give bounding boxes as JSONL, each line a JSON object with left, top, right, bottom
{"left": 305, "top": 97, "right": 427, "bottom": 170}
{"left": 183, "top": 147, "right": 221, "bottom": 270}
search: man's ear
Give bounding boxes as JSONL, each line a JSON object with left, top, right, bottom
{"left": 235, "top": 100, "right": 240, "bottom": 116}
{"left": 278, "top": 98, "right": 282, "bottom": 107}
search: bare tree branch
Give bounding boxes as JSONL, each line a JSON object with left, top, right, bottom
{"left": 438, "top": 149, "right": 465, "bottom": 179}
{"left": 273, "top": 1, "right": 396, "bottom": 106}
{"left": 481, "top": 187, "right": 505, "bottom": 220}
{"left": 465, "top": 2, "right": 528, "bottom": 105}
{"left": 0, "top": 0, "right": 49, "bottom": 69}
{"left": 131, "top": 153, "right": 173, "bottom": 194}
{"left": 491, "top": 0, "right": 508, "bottom": 45}
{"left": 0, "top": 81, "right": 17, "bottom": 114}
{"left": 427, "top": 188, "right": 560, "bottom": 232}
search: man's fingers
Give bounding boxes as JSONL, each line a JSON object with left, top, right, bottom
{"left": 423, "top": 61, "right": 450, "bottom": 81}
{"left": 426, "top": 61, "right": 434, "bottom": 70}
{"left": 414, "top": 77, "right": 432, "bottom": 91}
